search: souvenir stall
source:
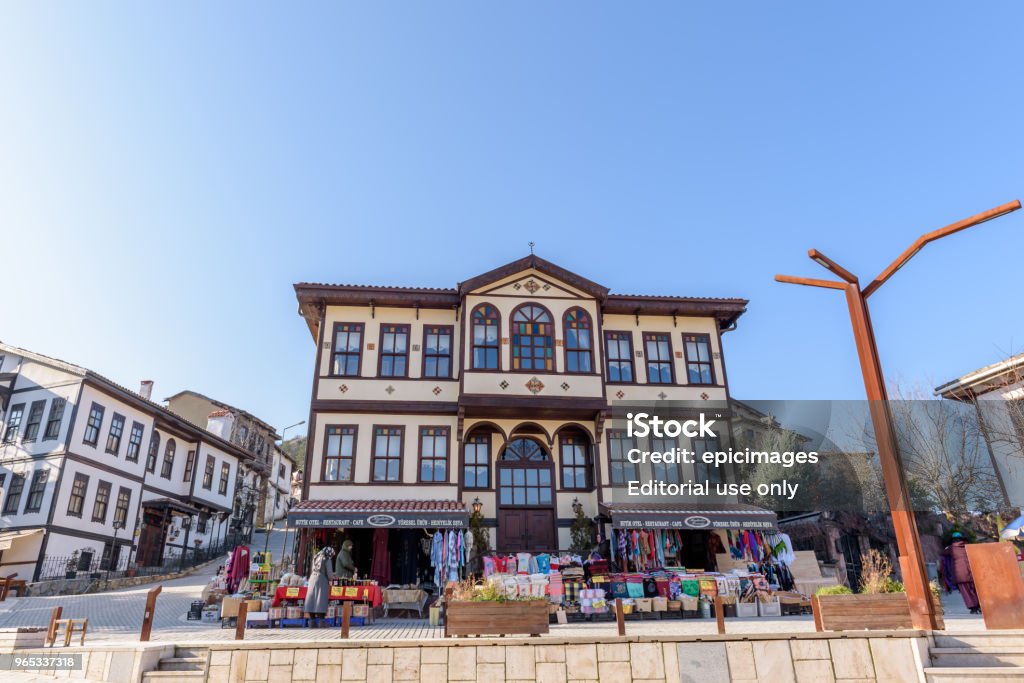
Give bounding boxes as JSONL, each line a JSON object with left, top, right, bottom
{"left": 472, "top": 504, "right": 808, "bottom": 622}
{"left": 286, "top": 500, "right": 470, "bottom": 624}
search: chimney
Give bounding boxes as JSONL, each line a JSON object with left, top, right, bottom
{"left": 140, "top": 380, "right": 154, "bottom": 400}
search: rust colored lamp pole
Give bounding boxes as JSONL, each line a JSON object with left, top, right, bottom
{"left": 776, "top": 200, "right": 1021, "bottom": 630}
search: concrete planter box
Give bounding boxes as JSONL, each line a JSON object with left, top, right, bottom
{"left": 445, "top": 599, "right": 549, "bottom": 637}
{"left": 813, "top": 592, "right": 944, "bottom": 631}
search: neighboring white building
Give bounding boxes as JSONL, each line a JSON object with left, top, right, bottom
{"left": 164, "top": 390, "right": 296, "bottom": 528}
{"left": 0, "top": 344, "right": 255, "bottom": 582}
{"left": 936, "top": 353, "right": 1024, "bottom": 508}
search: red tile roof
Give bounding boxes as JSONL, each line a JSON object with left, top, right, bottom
{"left": 292, "top": 499, "right": 465, "bottom": 513}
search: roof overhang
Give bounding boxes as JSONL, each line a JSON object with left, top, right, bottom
{"left": 288, "top": 499, "right": 468, "bottom": 529}
{"left": 0, "top": 528, "right": 45, "bottom": 551}
{"left": 599, "top": 503, "right": 777, "bottom": 531}
{"left": 935, "top": 352, "right": 1024, "bottom": 400}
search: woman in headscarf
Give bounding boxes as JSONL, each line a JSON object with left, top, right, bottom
{"left": 941, "top": 532, "right": 980, "bottom": 614}
{"left": 303, "top": 546, "right": 335, "bottom": 616}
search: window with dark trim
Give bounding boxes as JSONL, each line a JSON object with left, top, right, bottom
{"left": 511, "top": 303, "right": 554, "bottom": 371}
{"left": 418, "top": 426, "right": 449, "bottom": 483}
{"left": 332, "top": 323, "right": 364, "bottom": 376}
{"left": 91, "top": 480, "right": 111, "bottom": 523}
{"left": 378, "top": 324, "right": 410, "bottom": 377}
{"left": 113, "top": 487, "right": 131, "bottom": 526}
{"left": 559, "top": 431, "right": 591, "bottom": 490}
{"left": 323, "top": 425, "right": 356, "bottom": 482}
{"left": 643, "top": 332, "right": 674, "bottom": 384}
{"left": 371, "top": 426, "right": 403, "bottom": 482}
{"left": 651, "top": 436, "right": 682, "bottom": 485}
{"left": 3, "top": 473, "right": 25, "bottom": 514}
{"left": 160, "top": 439, "right": 176, "bottom": 479}
{"left": 83, "top": 403, "right": 105, "bottom": 446}
{"left": 604, "top": 332, "right": 635, "bottom": 383}
{"left": 693, "top": 436, "right": 724, "bottom": 484}
{"left": 197, "top": 511, "right": 209, "bottom": 534}
{"left": 24, "top": 469, "right": 49, "bottom": 513}
{"left": 106, "top": 413, "right": 125, "bottom": 455}
{"left": 202, "top": 455, "right": 215, "bottom": 490}
{"left": 563, "top": 308, "right": 593, "bottom": 374}
{"left": 23, "top": 401, "right": 46, "bottom": 442}
{"left": 607, "top": 430, "right": 639, "bottom": 485}
{"left": 422, "top": 326, "right": 453, "bottom": 378}
{"left": 683, "top": 334, "right": 715, "bottom": 385}
{"left": 146, "top": 432, "right": 160, "bottom": 473}
{"left": 471, "top": 305, "right": 500, "bottom": 370}
{"left": 3, "top": 403, "right": 24, "bottom": 443}
{"left": 183, "top": 450, "right": 196, "bottom": 482}
{"left": 67, "top": 473, "right": 89, "bottom": 517}
{"left": 126, "top": 422, "right": 144, "bottom": 462}
{"left": 463, "top": 432, "right": 491, "bottom": 489}
{"left": 43, "top": 398, "right": 66, "bottom": 441}
{"left": 219, "top": 462, "right": 230, "bottom": 495}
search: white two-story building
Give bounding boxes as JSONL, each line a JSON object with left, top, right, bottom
{"left": 0, "top": 344, "right": 256, "bottom": 582}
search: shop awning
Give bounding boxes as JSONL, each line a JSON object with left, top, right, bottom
{"left": 143, "top": 497, "right": 200, "bottom": 515}
{"left": 0, "top": 528, "right": 44, "bottom": 551}
{"left": 289, "top": 499, "right": 468, "bottom": 529}
{"left": 600, "top": 503, "right": 777, "bottom": 531}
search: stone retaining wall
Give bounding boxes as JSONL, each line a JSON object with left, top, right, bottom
{"left": 205, "top": 632, "right": 928, "bottom": 683}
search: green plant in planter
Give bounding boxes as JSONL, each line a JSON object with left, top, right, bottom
{"left": 569, "top": 504, "right": 593, "bottom": 555}
{"left": 816, "top": 584, "right": 853, "bottom": 596}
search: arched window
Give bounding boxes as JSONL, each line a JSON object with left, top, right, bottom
{"left": 499, "top": 438, "right": 553, "bottom": 507}
{"left": 471, "top": 304, "right": 500, "bottom": 370}
{"left": 559, "top": 429, "right": 591, "bottom": 490}
{"left": 563, "top": 308, "right": 593, "bottom": 373}
{"left": 160, "top": 438, "right": 176, "bottom": 479}
{"left": 502, "top": 437, "right": 549, "bottom": 461}
{"left": 511, "top": 304, "right": 554, "bottom": 372}
{"left": 146, "top": 432, "right": 160, "bottom": 473}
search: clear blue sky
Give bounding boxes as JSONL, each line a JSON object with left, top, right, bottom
{"left": 2, "top": 3, "right": 1023, "bottom": 439}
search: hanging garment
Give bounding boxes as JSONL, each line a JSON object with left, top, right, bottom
{"left": 431, "top": 531, "right": 444, "bottom": 586}
{"left": 446, "top": 530, "right": 460, "bottom": 582}
{"left": 227, "top": 545, "right": 250, "bottom": 593}
{"left": 370, "top": 528, "right": 391, "bottom": 585}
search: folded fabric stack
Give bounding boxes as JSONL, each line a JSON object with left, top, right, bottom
{"left": 547, "top": 572, "right": 564, "bottom": 604}
{"left": 580, "top": 588, "right": 608, "bottom": 614}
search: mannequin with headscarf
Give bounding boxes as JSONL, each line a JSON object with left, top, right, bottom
{"left": 303, "top": 546, "right": 335, "bottom": 616}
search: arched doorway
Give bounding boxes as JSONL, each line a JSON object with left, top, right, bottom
{"left": 497, "top": 437, "right": 557, "bottom": 552}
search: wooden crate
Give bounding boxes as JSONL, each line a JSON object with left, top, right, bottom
{"left": 813, "top": 593, "right": 944, "bottom": 631}
{"left": 445, "top": 600, "right": 549, "bottom": 637}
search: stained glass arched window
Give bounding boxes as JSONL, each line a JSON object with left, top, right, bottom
{"left": 563, "top": 308, "right": 593, "bottom": 373}
{"left": 511, "top": 304, "right": 554, "bottom": 371}
{"left": 471, "top": 304, "right": 500, "bottom": 370}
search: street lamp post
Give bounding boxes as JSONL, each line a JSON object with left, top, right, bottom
{"left": 106, "top": 520, "right": 125, "bottom": 587}
{"left": 775, "top": 200, "right": 1021, "bottom": 630}
{"left": 179, "top": 516, "right": 193, "bottom": 572}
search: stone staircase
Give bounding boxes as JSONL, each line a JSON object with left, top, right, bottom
{"left": 925, "top": 632, "right": 1024, "bottom": 682}
{"left": 141, "top": 646, "right": 209, "bottom": 683}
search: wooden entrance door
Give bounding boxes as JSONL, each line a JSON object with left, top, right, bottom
{"left": 497, "top": 438, "right": 556, "bottom": 553}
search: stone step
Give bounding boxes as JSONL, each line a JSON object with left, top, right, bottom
{"left": 925, "top": 666, "right": 1024, "bottom": 683}
{"left": 933, "top": 632, "right": 1024, "bottom": 649}
{"left": 142, "top": 671, "right": 205, "bottom": 683}
{"left": 157, "top": 656, "right": 207, "bottom": 672}
{"left": 173, "top": 646, "right": 209, "bottom": 658}
{"left": 931, "top": 647, "right": 1024, "bottom": 667}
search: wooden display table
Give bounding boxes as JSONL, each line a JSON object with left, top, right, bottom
{"left": 271, "top": 584, "right": 382, "bottom": 607}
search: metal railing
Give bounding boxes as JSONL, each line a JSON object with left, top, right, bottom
{"left": 37, "top": 543, "right": 228, "bottom": 582}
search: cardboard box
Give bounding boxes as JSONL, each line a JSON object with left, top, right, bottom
{"left": 220, "top": 597, "right": 242, "bottom": 618}
{"left": 635, "top": 598, "right": 653, "bottom": 612}
{"left": 736, "top": 601, "right": 758, "bottom": 617}
{"left": 652, "top": 597, "right": 668, "bottom": 611}
{"left": 757, "top": 598, "right": 781, "bottom": 617}
{"left": 245, "top": 599, "right": 263, "bottom": 613}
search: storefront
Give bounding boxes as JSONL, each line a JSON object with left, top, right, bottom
{"left": 600, "top": 502, "right": 779, "bottom": 572}
{"left": 288, "top": 499, "right": 469, "bottom": 591}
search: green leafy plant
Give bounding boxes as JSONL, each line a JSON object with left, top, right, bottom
{"left": 816, "top": 584, "right": 853, "bottom": 596}
{"left": 569, "top": 504, "right": 594, "bottom": 555}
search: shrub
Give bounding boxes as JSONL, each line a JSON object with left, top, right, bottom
{"left": 859, "top": 549, "right": 895, "bottom": 594}
{"left": 816, "top": 584, "right": 853, "bottom": 596}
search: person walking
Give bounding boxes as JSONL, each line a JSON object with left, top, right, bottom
{"left": 941, "top": 532, "right": 980, "bottom": 614}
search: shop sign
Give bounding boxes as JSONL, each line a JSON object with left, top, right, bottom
{"left": 288, "top": 511, "right": 467, "bottom": 529}
{"left": 611, "top": 513, "right": 775, "bottom": 530}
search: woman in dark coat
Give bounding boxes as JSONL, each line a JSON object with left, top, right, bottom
{"left": 304, "top": 546, "right": 335, "bottom": 615}
{"left": 337, "top": 539, "right": 356, "bottom": 579}
{"left": 941, "top": 532, "right": 980, "bottom": 614}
